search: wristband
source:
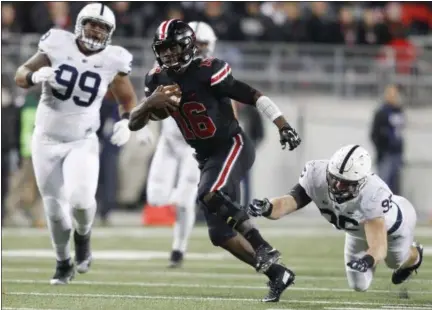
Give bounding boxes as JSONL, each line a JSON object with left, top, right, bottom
{"left": 26, "top": 72, "right": 35, "bottom": 87}
{"left": 262, "top": 200, "right": 273, "bottom": 217}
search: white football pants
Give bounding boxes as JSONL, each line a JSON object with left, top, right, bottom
{"left": 147, "top": 135, "right": 199, "bottom": 253}
{"left": 344, "top": 195, "right": 417, "bottom": 291}
{"left": 32, "top": 133, "right": 99, "bottom": 261}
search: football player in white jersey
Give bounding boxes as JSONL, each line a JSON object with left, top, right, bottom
{"left": 14, "top": 3, "right": 146, "bottom": 284}
{"left": 145, "top": 21, "right": 219, "bottom": 268}
{"left": 247, "top": 145, "right": 423, "bottom": 291}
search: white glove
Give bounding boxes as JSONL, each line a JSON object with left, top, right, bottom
{"left": 136, "top": 126, "right": 154, "bottom": 145}
{"left": 31, "top": 67, "right": 58, "bottom": 87}
{"left": 110, "top": 119, "right": 131, "bottom": 146}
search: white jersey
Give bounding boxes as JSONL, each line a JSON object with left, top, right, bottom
{"left": 35, "top": 29, "right": 133, "bottom": 142}
{"left": 299, "top": 160, "right": 401, "bottom": 239}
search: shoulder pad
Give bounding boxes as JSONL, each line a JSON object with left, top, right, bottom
{"left": 106, "top": 45, "right": 133, "bottom": 75}
{"left": 38, "top": 28, "right": 73, "bottom": 56}
{"left": 196, "top": 58, "right": 232, "bottom": 86}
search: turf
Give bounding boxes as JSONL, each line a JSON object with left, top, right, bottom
{"left": 2, "top": 221, "right": 431, "bottom": 310}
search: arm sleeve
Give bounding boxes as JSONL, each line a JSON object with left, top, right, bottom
{"left": 298, "top": 161, "right": 316, "bottom": 198}
{"left": 111, "top": 46, "right": 133, "bottom": 75}
{"left": 288, "top": 183, "right": 312, "bottom": 209}
{"left": 206, "top": 58, "right": 260, "bottom": 105}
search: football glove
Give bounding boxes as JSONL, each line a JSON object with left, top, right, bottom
{"left": 32, "top": 67, "right": 60, "bottom": 88}
{"left": 111, "top": 119, "right": 131, "bottom": 146}
{"left": 347, "top": 255, "right": 374, "bottom": 273}
{"left": 279, "top": 125, "right": 301, "bottom": 151}
{"left": 248, "top": 198, "right": 273, "bottom": 218}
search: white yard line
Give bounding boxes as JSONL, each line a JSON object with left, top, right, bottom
{"left": 2, "top": 308, "right": 62, "bottom": 310}
{"left": 3, "top": 268, "right": 431, "bottom": 284}
{"left": 5, "top": 292, "right": 432, "bottom": 307}
{"left": 3, "top": 279, "right": 431, "bottom": 295}
{"left": 3, "top": 227, "right": 432, "bottom": 238}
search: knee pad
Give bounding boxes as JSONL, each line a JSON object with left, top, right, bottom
{"left": 42, "top": 196, "right": 67, "bottom": 221}
{"left": 69, "top": 188, "right": 96, "bottom": 210}
{"left": 347, "top": 274, "right": 372, "bottom": 292}
{"left": 349, "top": 283, "right": 369, "bottom": 292}
{"left": 201, "top": 190, "right": 249, "bottom": 229}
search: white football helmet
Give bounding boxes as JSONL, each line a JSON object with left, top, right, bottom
{"left": 75, "top": 3, "right": 116, "bottom": 51}
{"left": 188, "top": 21, "right": 217, "bottom": 57}
{"left": 327, "top": 144, "right": 372, "bottom": 203}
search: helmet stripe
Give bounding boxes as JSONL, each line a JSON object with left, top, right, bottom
{"left": 160, "top": 19, "right": 175, "bottom": 40}
{"left": 99, "top": 3, "right": 105, "bottom": 15}
{"left": 339, "top": 145, "right": 360, "bottom": 174}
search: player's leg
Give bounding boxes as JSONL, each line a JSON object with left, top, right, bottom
{"left": 198, "top": 133, "right": 294, "bottom": 302}
{"left": 31, "top": 136, "right": 74, "bottom": 284}
{"left": 63, "top": 135, "right": 99, "bottom": 274}
{"left": 386, "top": 197, "right": 423, "bottom": 284}
{"left": 146, "top": 136, "right": 178, "bottom": 207}
{"left": 344, "top": 233, "right": 375, "bottom": 291}
{"left": 168, "top": 146, "right": 199, "bottom": 267}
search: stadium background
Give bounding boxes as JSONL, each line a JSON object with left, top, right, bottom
{"left": 2, "top": 2, "right": 432, "bottom": 309}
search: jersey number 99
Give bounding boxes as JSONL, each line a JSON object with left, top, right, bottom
{"left": 52, "top": 64, "right": 101, "bottom": 107}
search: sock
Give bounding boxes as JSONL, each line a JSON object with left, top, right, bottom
{"left": 46, "top": 217, "right": 72, "bottom": 261}
{"left": 264, "top": 263, "right": 286, "bottom": 280}
{"left": 244, "top": 228, "right": 270, "bottom": 250}
{"left": 73, "top": 204, "right": 96, "bottom": 236}
{"left": 172, "top": 206, "right": 196, "bottom": 253}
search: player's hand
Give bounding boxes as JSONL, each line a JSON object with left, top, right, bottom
{"left": 111, "top": 119, "right": 131, "bottom": 146}
{"left": 347, "top": 258, "right": 369, "bottom": 273}
{"left": 32, "top": 67, "right": 58, "bottom": 87}
{"left": 247, "top": 198, "right": 273, "bottom": 218}
{"left": 135, "top": 126, "right": 154, "bottom": 145}
{"left": 146, "top": 85, "right": 181, "bottom": 112}
{"left": 279, "top": 125, "right": 301, "bottom": 151}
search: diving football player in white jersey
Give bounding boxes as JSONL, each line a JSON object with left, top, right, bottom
{"left": 14, "top": 3, "right": 149, "bottom": 284}
{"left": 145, "top": 21, "right": 220, "bottom": 268}
{"left": 247, "top": 145, "right": 423, "bottom": 291}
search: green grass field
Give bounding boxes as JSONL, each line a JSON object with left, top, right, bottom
{"left": 2, "top": 218, "right": 431, "bottom": 310}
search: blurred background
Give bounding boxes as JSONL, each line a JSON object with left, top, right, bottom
{"left": 2, "top": 1, "right": 432, "bottom": 228}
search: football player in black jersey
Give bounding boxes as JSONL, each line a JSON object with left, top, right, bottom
{"left": 129, "top": 19, "right": 301, "bottom": 302}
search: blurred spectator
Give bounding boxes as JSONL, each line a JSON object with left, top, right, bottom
{"left": 29, "top": 2, "right": 72, "bottom": 34}
{"left": 96, "top": 93, "right": 122, "bottom": 225}
{"left": 334, "top": 6, "right": 358, "bottom": 45}
{"left": 202, "top": 2, "right": 241, "bottom": 41}
{"left": 110, "top": 2, "right": 143, "bottom": 37}
{"left": 306, "top": 2, "right": 335, "bottom": 44}
{"left": 370, "top": 84, "right": 405, "bottom": 194}
{"left": 1, "top": 79, "right": 20, "bottom": 225}
{"left": 275, "top": 2, "right": 309, "bottom": 42}
{"left": 357, "top": 8, "right": 388, "bottom": 45}
{"left": 2, "top": 4, "right": 21, "bottom": 41}
{"left": 238, "top": 2, "right": 276, "bottom": 42}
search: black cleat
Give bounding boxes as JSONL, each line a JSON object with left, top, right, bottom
{"left": 50, "top": 259, "right": 75, "bottom": 285}
{"left": 392, "top": 242, "right": 423, "bottom": 285}
{"left": 168, "top": 250, "right": 184, "bottom": 268}
{"left": 262, "top": 265, "right": 295, "bottom": 302}
{"left": 74, "top": 230, "right": 92, "bottom": 274}
{"left": 255, "top": 245, "right": 281, "bottom": 273}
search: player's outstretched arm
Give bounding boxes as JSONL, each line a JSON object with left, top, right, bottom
{"left": 347, "top": 217, "right": 387, "bottom": 273}
{"left": 110, "top": 73, "right": 137, "bottom": 118}
{"left": 14, "top": 52, "right": 51, "bottom": 89}
{"left": 247, "top": 183, "right": 312, "bottom": 219}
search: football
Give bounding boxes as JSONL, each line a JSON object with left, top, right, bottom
{"left": 149, "top": 85, "right": 181, "bottom": 120}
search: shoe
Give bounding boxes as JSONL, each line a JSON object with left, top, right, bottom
{"left": 255, "top": 245, "right": 281, "bottom": 273}
{"left": 262, "top": 264, "right": 295, "bottom": 302}
{"left": 50, "top": 259, "right": 75, "bottom": 285}
{"left": 168, "top": 250, "right": 183, "bottom": 268}
{"left": 392, "top": 242, "right": 423, "bottom": 285}
{"left": 74, "top": 231, "right": 92, "bottom": 274}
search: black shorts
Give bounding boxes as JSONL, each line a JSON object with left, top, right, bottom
{"left": 196, "top": 132, "right": 255, "bottom": 242}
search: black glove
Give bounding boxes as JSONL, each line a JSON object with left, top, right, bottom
{"left": 279, "top": 125, "right": 301, "bottom": 150}
{"left": 247, "top": 198, "right": 273, "bottom": 218}
{"left": 347, "top": 255, "right": 375, "bottom": 273}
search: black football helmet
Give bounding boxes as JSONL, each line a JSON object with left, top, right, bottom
{"left": 152, "top": 19, "right": 197, "bottom": 72}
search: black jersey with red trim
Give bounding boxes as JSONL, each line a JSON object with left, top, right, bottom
{"left": 145, "top": 57, "right": 242, "bottom": 157}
